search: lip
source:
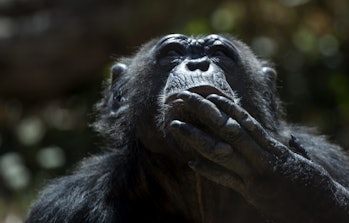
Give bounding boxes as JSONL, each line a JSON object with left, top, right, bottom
{"left": 164, "top": 85, "right": 229, "bottom": 104}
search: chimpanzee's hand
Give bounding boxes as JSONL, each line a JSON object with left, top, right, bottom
{"left": 169, "top": 91, "right": 349, "bottom": 223}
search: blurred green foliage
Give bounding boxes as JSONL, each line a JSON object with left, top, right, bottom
{"left": 0, "top": 0, "right": 349, "bottom": 221}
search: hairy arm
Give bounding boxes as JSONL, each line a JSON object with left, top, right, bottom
{"left": 170, "top": 91, "right": 349, "bottom": 223}
{"left": 25, "top": 153, "right": 124, "bottom": 223}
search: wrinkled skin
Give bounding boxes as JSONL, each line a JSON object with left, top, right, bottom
{"left": 26, "top": 34, "right": 349, "bottom": 223}
{"left": 169, "top": 91, "right": 349, "bottom": 222}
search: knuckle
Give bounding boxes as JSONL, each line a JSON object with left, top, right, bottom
{"left": 219, "top": 118, "right": 245, "bottom": 143}
{"left": 220, "top": 118, "right": 240, "bottom": 134}
{"left": 214, "top": 142, "right": 232, "bottom": 156}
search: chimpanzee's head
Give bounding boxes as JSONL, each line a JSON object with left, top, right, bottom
{"left": 93, "top": 34, "right": 282, "bottom": 154}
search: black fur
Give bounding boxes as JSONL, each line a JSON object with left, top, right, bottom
{"left": 26, "top": 34, "right": 349, "bottom": 223}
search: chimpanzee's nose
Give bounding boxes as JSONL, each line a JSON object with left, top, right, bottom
{"left": 186, "top": 58, "right": 210, "bottom": 72}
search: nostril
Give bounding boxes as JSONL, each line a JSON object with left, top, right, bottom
{"left": 186, "top": 60, "right": 210, "bottom": 72}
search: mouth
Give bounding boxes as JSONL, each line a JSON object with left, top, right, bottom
{"left": 164, "top": 85, "right": 230, "bottom": 104}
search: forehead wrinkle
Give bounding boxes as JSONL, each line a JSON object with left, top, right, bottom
{"left": 156, "top": 34, "right": 233, "bottom": 48}
{"left": 162, "top": 34, "right": 188, "bottom": 43}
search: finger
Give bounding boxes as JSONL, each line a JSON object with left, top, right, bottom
{"left": 207, "top": 94, "right": 288, "bottom": 157}
{"left": 176, "top": 91, "right": 229, "bottom": 128}
{"left": 177, "top": 91, "right": 241, "bottom": 142}
{"left": 170, "top": 120, "right": 252, "bottom": 175}
{"left": 175, "top": 92, "right": 273, "bottom": 166}
{"left": 188, "top": 160, "right": 245, "bottom": 193}
{"left": 175, "top": 91, "right": 246, "bottom": 142}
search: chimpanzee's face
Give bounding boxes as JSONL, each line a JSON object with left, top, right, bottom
{"left": 109, "top": 34, "right": 279, "bottom": 154}
{"left": 153, "top": 34, "right": 242, "bottom": 104}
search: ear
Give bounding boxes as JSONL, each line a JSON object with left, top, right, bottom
{"left": 262, "top": 67, "right": 277, "bottom": 81}
{"left": 262, "top": 67, "right": 277, "bottom": 88}
{"left": 109, "top": 63, "right": 128, "bottom": 115}
{"left": 110, "top": 90, "right": 127, "bottom": 115}
{"left": 111, "top": 63, "right": 128, "bottom": 84}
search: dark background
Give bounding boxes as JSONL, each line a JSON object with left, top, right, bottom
{"left": 0, "top": 0, "right": 348, "bottom": 221}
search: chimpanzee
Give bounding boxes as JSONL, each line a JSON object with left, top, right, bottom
{"left": 26, "top": 34, "right": 349, "bottom": 223}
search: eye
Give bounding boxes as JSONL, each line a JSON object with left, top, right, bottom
{"left": 158, "top": 42, "right": 185, "bottom": 59}
{"left": 164, "top": 49, "right": 183, "bottom": 57}
{"left": 208, "top": 44, "right": 237, "bottom": 61}
{"left": 212, "top": 49, "right": 228, "bottom": 57}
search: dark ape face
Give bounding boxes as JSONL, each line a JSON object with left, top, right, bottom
{"left": 154, "top": 34, "right": 242, "bottom": 147}
{"left": 155, "top": 34, "right": 239, "bottom": 102}
{"left": 95, "top": 34, "right": 281, "bottom": 155}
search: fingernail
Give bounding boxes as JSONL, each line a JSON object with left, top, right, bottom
{"left": 206, "top": 94, "right": 219, "bottom": 100}
{"left": 170, "top": 120, "right": 183, "bottom": 128}
{"left": 177, "top": 91, "right": 191, "bottom": 99}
